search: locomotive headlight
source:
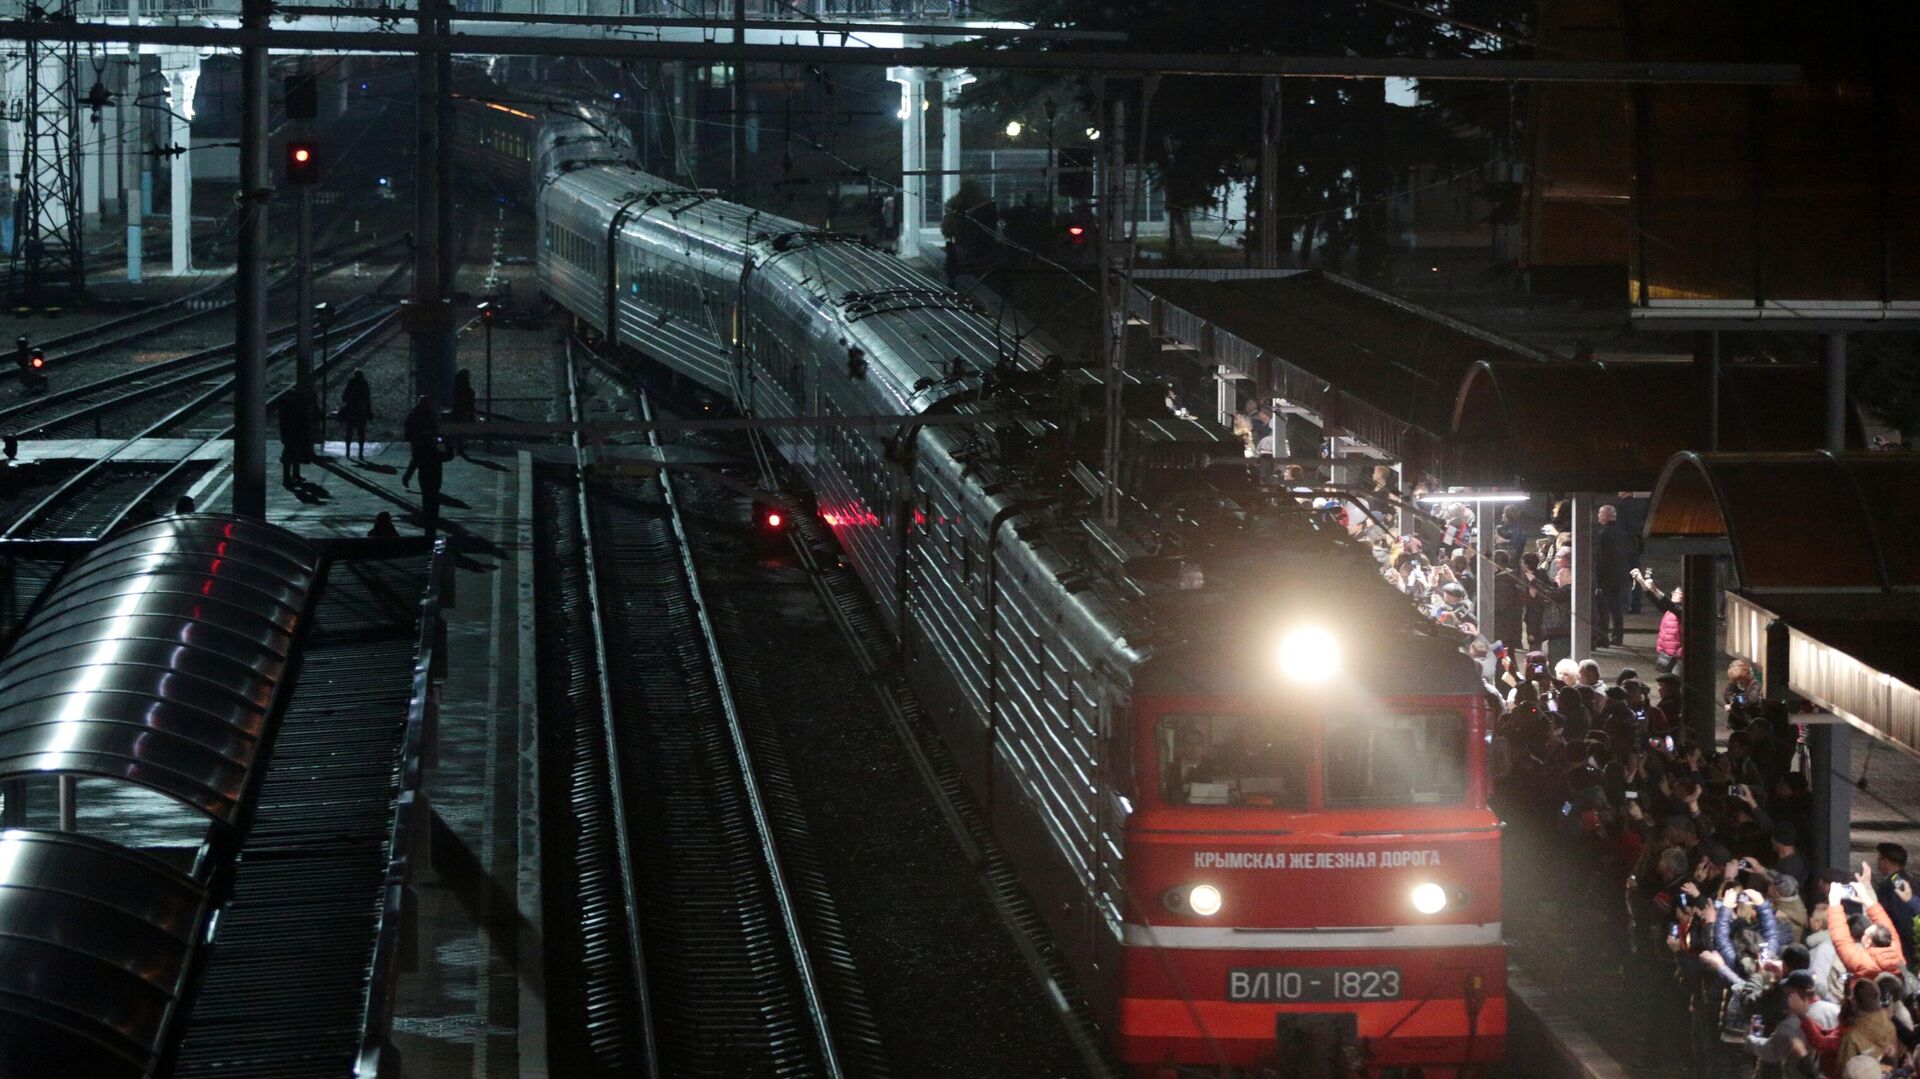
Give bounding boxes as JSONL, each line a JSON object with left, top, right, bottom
{"left": 1164, "top": 883, "right": 1224, "bottom": 917}
{"left": 1410, "top": 882, "right": 1448, "bottom": 915}
{"left": 1275, "top": 625, "right": 1340, "bottom": 684}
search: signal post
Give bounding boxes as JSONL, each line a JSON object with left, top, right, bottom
{"left": 288, "top": 68, "right": 318, "bottom": 389}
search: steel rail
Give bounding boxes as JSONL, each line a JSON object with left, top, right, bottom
{"left": 560, "top": 338, "right": 661, "bottom": 1077}
{"left": 0, "top": 304, "right": 394, "bottom": 439}
{"left": 90, "top": 310, "right": 403, "bottom": 538}
{"left": 0, "top": 22, "right": 1805, "bottom": 84}
{"left": 2, "top": 308, "right": 398, "bottom": 539}
{"left": 630, "top": 371, "right": 845, "bottom": 1078}
{"left": 732, "top": 412, "right": 1120, "bottom": 1078}
{"left": 0, "top": 236, "right": 406, "bottom": 385}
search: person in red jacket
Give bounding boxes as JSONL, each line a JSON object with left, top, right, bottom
{"left": 1634, "top": 568, "right": 1684, "bottom": 674}
{"left": 1829, "top": 863, "right": 1906, "bottom": 979}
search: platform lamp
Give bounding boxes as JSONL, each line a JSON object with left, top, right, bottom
{"left": 477, "top": 301, "right": 496, "bottom": 447}
{"left": 313, "top": 302, "right": 333, "bottom": 443}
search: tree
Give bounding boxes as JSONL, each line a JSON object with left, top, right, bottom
{"left": 960, "top": 0, "right": 1534, "bottom": 273}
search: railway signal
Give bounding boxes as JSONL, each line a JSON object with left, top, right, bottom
{"left": 286, "top": 141, "right": 319, "bottom": 186}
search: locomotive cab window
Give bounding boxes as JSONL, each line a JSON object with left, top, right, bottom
{"left": 1158, "top": 715, "right": 1309, "bottom": 809}
{"left": 1323, "top": 712, "right": 1466, "bottom": 808}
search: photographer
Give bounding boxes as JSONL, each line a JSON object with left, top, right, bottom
{"left": 1829, "top": 864, "right": 1907, "bottom": 980}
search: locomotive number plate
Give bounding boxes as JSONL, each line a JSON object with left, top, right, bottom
{"left": 1227, "top": 967, "right": 1402, "bottom": 1003}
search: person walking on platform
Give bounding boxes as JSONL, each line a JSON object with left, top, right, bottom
{"left": 417, "top": 436, "right": 446, "bottom": 538}
{"left": 450, "top": 369, "right": 477, "bottom": 459}
{"left": 280, "top": 382, "right": 316, "bottom": 486}
{"left": 340, "top": 370, "right": 373, "bottom": 463}
{"left": 401, "top": 395, "right": 437, "bottom": 490}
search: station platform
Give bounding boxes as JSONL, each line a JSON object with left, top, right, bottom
{"left": 182, "top": 441, "right": 545, "bottom": 1078}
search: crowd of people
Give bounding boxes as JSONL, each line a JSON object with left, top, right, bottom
{"left": 1491, "top": 646, "right": 1920, "bottom": 1078}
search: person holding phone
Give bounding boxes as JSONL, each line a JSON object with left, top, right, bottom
{"left": 1634, "top": 567, "right": 1685, "bottom": 674}
{"left": 1828, "top": 864, "right": 1906, "bottom": 979}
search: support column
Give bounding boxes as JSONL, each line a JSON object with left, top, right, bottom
{"left": 1, "top": 56, "right": 21, "bottom": 257}
{"left": 166, "top": 63, "right": 196, "bottom": 275}
{"left": 334, "top": 57, "right": 352, "bottom": 117}
{"left": 886, "top": 66, "right": 927, "bottom": 260}
{"left": 232, "top": 2, "right": 268, "bottom": 518}
{"left": 123, "top": 49, "right": 141, "bottom": 283}
{"left": 1570, "top": 492, "right": 1594, "bottom": 663}
{"left": 1682, "top": 553, "right": 1718, "bottom": 750}
{"left": 80, "top": 94, "right": 101, "bottom": 227}
{"left": 1824, "top": 333, "right": 1847, "bottom": 452}
{"left": 1810, "top": 717, "right": 1851, "bottom": 873}
{"left": 411, "top": 0, "right": 453, "bottom": 405}
{"left": 940, "top": 69, "right": 975, "bottom": 213}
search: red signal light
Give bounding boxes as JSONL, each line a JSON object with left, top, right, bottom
{"left": 28, "top": 350, "right": 44, "bottom": 369}
{"left": 286, "top": 143, "right": 318, "bottom": 185}
{"left": 1067, "top": 225, "right": 1085, "bottom": 236}
{"left": 765, "top": 511, "right": 784, "bottom": 529}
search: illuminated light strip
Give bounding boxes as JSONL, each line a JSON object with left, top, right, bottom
{"left": 485, "top": 102, "right": 537, "bottom": 120}
{"left": 1122, "top": 921, "right": 1502, "bottom": 950}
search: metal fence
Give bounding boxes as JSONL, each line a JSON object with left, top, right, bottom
{"left": 943, "top": 148, "right": 1164, "bottom": 227}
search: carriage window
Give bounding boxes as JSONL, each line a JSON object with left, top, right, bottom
{"left": 1157, "top": 715, "right": 1308, "bottom": 809}
{"left": 1323, "top": 712, "right": 1467, "bottom": 808}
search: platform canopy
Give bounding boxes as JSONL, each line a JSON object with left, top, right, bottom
{"left": 1130, "top": 269, "right": 1550, "bottom": 479}
{"left": 1448, "top": 360, "right": 1860, "bottom": 491}
{"left": 1645, "top": 450, "right": 1920, "bottom": 758}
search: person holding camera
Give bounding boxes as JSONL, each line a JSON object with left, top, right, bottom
{"left": 1633, "top": 567, "right": 1685, "bottom": 674}
{"left": 1830, "top": 864, "right": 1907, "bottom": 980}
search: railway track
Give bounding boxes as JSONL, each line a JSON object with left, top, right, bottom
{"left": 0, "top": 264, "right": 405, "bottom": 440}
{"left": 704, "top": 363, "right": 1121, "bottom": 1078}
{"left": 0, "top": 298, "right": 401, "bottom": 541}
{"left": 532, "top": 342, "right": 885, "bottom": 1078}
{"left": 0, "top": 236, "right": 406, "bottom": 388}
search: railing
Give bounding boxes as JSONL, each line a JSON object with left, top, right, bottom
{"left": 354, "top": 537, "right": 451, "bottom": 1079}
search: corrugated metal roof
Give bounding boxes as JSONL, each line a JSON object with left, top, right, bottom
{"left": 0, "top": 515, "right": 320, "bottom": 822}
{"left": 0, "top": 828, "right": 212, "bottom": 1078}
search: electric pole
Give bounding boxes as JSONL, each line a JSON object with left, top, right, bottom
{"left": 233, "top": 0, "right": 270, "bottom": 517}
{"left": 1259, "top": 76, "right": 1280, "bottom": 268}
{"left": 410, "top": 0, "right": 452, "bottom": 404}
{"left": 1098, "top": 90, "right": 1127, "bottom": 527}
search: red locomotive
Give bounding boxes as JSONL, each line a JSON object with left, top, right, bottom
{"left": 521, "top": 84, "right": 1505, "bottom": 1074}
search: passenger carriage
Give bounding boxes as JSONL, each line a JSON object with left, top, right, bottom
{"left": 522, "top": 100, "right": 1505, "bottom": 1077}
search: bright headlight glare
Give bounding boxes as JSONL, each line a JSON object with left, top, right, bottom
{"left": 1411, "top": 882, "right": 1448, "bottom": 915}
{"left": 1276, "top": 625, "right": 1340, "bottom": 684}
{"left": 1188, "top": 883, "right": 1223, "bottom": 917}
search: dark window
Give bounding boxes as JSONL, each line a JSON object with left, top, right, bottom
{"left": 1323, "top": 712, "right": 1467, "bottom": 808}
{"left": 1157, "top": 714, "right": 1310, "bottom": 808}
